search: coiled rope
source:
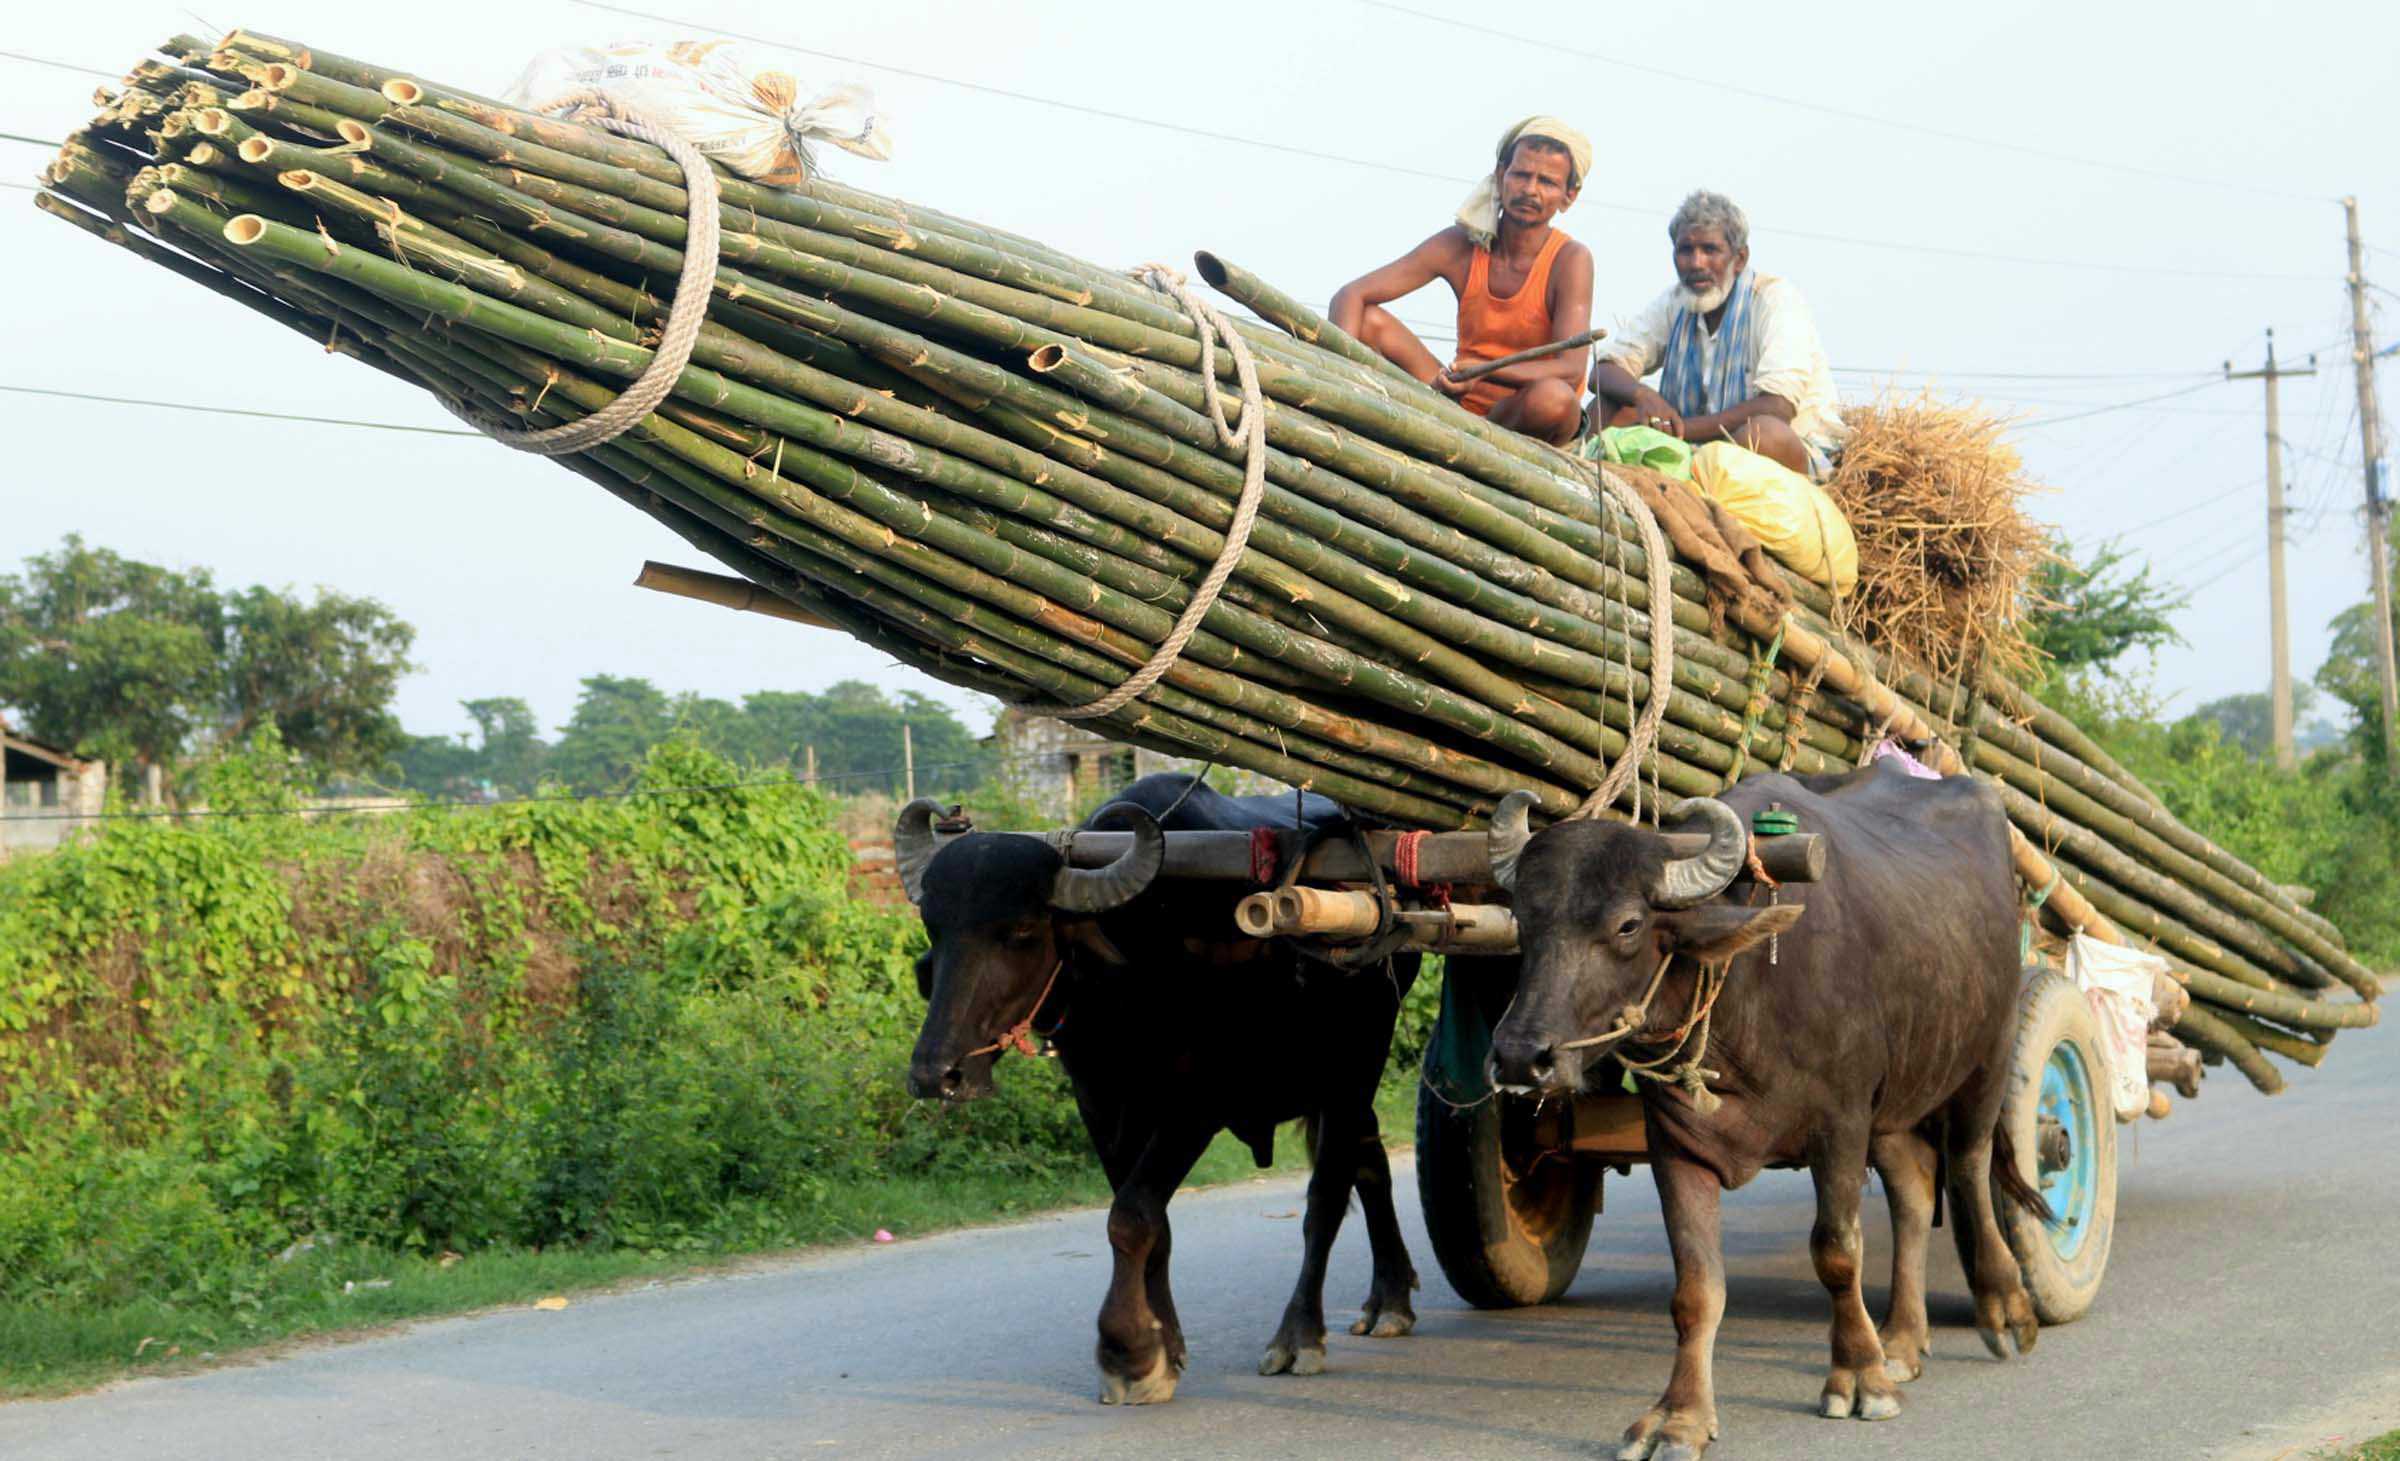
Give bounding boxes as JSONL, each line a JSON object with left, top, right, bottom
{"left": 443, "top": 90, "right": 720, "bottom": 455}
{"left": 1036, "top": 263, "right": 1268, "bottom": 720}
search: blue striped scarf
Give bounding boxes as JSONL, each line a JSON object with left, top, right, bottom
{"left": 1657, "top": 269, "right": 1758, "bottom": 419}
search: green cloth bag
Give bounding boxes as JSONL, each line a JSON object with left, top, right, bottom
{"left": 1579, "top": 424, "right": 1694, "bottom": 479}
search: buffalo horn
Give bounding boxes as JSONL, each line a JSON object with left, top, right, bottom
{"left": 892, "top": 797, "right": 948, "bottom": 905}
{"left": 1050, "top": 801, "right": 1164, "bottom": 913}
{"left": 1652, "top": 797, "right": 1747, "bottom": 907}
{"left": 1486, "top": 789, "right": 1539, "bottom": 891}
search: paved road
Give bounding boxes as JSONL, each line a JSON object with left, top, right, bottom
{"left": 8, "top": 1011, "right": 2396, "bottom": 1460}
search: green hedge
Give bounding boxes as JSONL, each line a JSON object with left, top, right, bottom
{"left": 0, "top": 737, "right": 1093, "bottom": 1313}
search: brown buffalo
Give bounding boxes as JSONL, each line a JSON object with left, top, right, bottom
{"left": 1486, "top": 764, "right": 2049, "bottom": 1460}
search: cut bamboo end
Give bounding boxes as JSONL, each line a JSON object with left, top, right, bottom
{"left": 632, "top": 560, "right": 837, "bottom": 630}
{"left": 193, "top": 107, "right": 233, "bottom": 135}
{"left": 335, "top": 119, "right": 372, "bottom": 148}
{"left": 186, "top": 143, "right": 223, "bottom": 168}
{"left": 140, "top": 188, "right": 178, "bottom": 217}
{"left": 1192, "top": 251, "right": 1231, "bottom": 290}
{"left": 237, "top": 136, "right": 274, "bottom": 165}
{"left": 1233, "top": 893, "right": 1277, "bottom": 938}
{"left": 261, "top": 63, "right": 301, "bottom": 93}
{"left": 382, "top": 79, "right": 424, "bottom": 106}
{"left": 1026, "top": 344, "right": 1068, "bottom": 374}
{"left": 223, "top": 213, "right": 267, "bottom": 245}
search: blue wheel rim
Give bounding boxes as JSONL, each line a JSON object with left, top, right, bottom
{"left": 2037, "top": 1039, "right": 2098, "bottom": 1261}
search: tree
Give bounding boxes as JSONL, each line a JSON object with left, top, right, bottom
{"left": 0, "top": 537, "right": 414, "bottom": 779}
{"left": 463, "top": 696, "right": 547, "bottom": 793}
{"left": 218, "top": 583, "right": 415, "bottom": 773}
{"left": 546, "top": 675, "right": 677, "bottom": 790}
{"left": 2188, "top": 685, "right": 2323, "bottom": 760}
{"left": 2315, "top": 598, "right": 2395, "bottom": 759}
{"left": 0, "top": 536, "right": 220, "bottom": 770}
{"left": 2022, "top": 537, "right": 2187, "bottom": 675}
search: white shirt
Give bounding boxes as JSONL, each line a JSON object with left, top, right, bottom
{"left": 1599, "top": 273, "right": 1847, "bottom": 450}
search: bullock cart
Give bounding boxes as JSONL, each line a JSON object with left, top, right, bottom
{"left": 32, "top": 24, "right": 2372, "bottom": 1337}
{"left": 1045, "top": 812, "right": 2118, "bottom": 1323}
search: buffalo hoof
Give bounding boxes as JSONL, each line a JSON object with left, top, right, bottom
{"left": 1878, "top": 1331, "right": 1927, "bottom": 1383}
{"left": 1258, "top": 1339, "right": 1328, "bottom": 1376}
{"left": 1349, "top": 1303, "right": 1416, "bottom": 1339}
{"left": 1098, "top": 1350, "right": 1178, "bottom": 1406}
{"left": 1617, "top": 1405, "right": 1716, "bottom": 1460}
{"left": 1819, "top": 1366, "right": 1902, "bottom": 1421}
{"left": 1976, "top": 1290, "right": 2039, "bottom": 1358}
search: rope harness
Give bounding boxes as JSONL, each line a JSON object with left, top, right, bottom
{"left": 962, "top": 958, "right": 1064, "bottom": 1062}
{"left": 1037, "top": 265, "right": 1269, "bottom": 720}
{"left": 441, "top": 91, "right": 720, "bottom": 455}
{"left": 1720, "top": 622, "right": 1786, "bottom": 786}
{"left": 1553, "top": 950, "right": 1733, "bottom": 1115}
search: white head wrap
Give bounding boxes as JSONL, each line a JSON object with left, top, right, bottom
{"left": 1455, "top": 115, "right": 1592, "bottom": 247}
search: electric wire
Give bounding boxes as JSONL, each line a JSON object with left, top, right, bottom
{"left": 0, "top": 383, "right": 482, "bottom": 437}
{"left": 1354, "top": 0, "right": 2327, "bottom": 205}
{"left": 560, "top": 0, "right": 2329, "bottom": 285}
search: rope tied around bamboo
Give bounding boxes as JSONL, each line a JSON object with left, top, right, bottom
{"left": 1574, "top": 460, "right": 1676, "bottom": 820}
{"left": 437, "top": 89, "right": 720, "bottom": 457}
{"left": 1016, "top": 263, "right": 1268, "bottom": 721}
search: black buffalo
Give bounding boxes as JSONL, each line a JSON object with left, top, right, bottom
{"left": 899, "top": 773, "right": 1421, "bottom": 1403}
{"left": 1486, "top": 764, "right": 2047, "bottom": 1461}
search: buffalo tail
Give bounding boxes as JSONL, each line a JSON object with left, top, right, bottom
{"left": 1991, "top": 1123, "right": 2056, "bottom": 1225}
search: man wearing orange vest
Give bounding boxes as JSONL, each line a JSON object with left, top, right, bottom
{"left": 1330, "top": 117, "right": 1595, "bottom": 444}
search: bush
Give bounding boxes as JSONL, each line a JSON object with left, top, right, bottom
{"left": 2059, "top": 669, "right": 2400, "bottom": 967}
{"left": 0, "top": 736, "right": 1096, "bottom": 1316}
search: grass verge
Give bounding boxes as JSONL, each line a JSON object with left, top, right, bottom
{"left": 2, "top": 1080, "right": 1418, "bottom": 1400}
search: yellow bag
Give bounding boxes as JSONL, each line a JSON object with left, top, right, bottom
{"left": 1688, "top": 442, "right": 1859, "bottom": 596}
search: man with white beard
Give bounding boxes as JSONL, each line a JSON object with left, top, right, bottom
{"left": 1588, "top": 190, "right": 1845, "bottom": 478}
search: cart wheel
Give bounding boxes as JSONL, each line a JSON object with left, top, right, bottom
{"left": 1416, "top": 1080, "right": 1599, "bottom": 1308}
{"left": 1992, "top": 968, "right": 2117, "bottom": 1324}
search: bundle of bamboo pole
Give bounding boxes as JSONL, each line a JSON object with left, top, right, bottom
{"left": 33, "top": 30, "right": 2377, "bottom": 1099}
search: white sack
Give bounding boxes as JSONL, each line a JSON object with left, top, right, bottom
{"left": 506, "top": 39, "right": 891, "bottom": 186}
{"left": 2066, "top": 933, "right": 2162, "bottom": 1121}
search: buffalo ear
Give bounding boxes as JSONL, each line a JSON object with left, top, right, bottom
{"left": 1658, "top": 902, "right": 1804, "bottom": 963}
{"left": 1061, "top": 918, "right": 1130, "bottom": 968}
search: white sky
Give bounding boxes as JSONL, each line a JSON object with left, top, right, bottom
{"left": 6, "top": 1, "right": 2399, "bottom": 743}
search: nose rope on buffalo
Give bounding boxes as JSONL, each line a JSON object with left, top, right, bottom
{"left": 1554, "top": 950, "right": 1734, "bottom": 1115}
{"left": 964, "top": 958, "right": 1066, "bottom": 1062}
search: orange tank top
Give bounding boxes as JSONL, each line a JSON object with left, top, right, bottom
{"left": 1454, "top": 229, "right": 1571, "bottom": 416}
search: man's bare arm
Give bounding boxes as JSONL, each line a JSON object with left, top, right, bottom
{"left": 1328, "top": 229, "right": 1468, "bottom": 336}
{"left": 1681, "top": 392, "right": 1796, "bottom": 445}
{"left": 1591, "top": 359, "right": 1681, "bottom": 434}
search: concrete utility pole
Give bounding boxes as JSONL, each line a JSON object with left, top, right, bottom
{"left": 902, "top": 722, "right": 915, "bottom": 800}
{"left": 2226, "top": 330, "right": 2316, "bottom": 769}
{"left": 2343, "top": 197, "right": 2400, "bottom": 768}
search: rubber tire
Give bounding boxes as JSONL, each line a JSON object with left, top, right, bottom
{"left": 1994, "top": 968, "right": 2117, "bottom": 1325}
{"left": 1416, "top": 1079, "right": 1600, "bottom": 1309}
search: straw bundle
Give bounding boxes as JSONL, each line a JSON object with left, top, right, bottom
{"left": 1824, "top": 396, "right": 2050, "bottom": 685}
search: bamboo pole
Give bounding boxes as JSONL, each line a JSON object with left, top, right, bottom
{"left": 39, "top": 41, "right": 2376, "bottom": 1107}
{"left": 634, "top": 561, "right": 837, "bottom": 629}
